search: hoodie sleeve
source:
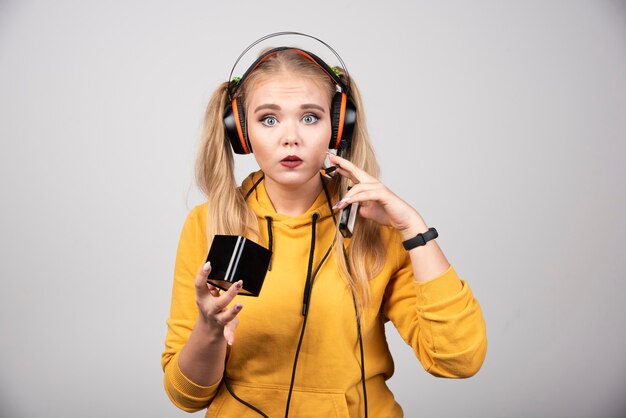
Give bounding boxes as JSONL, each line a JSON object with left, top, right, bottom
{"left": 161, "top": 204, "right": 222, "bottom": 411}
{"left": 382, "top": 235, "right": 487, "bottom": 378}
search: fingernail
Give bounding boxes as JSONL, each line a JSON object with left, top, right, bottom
{"left": 235, "top": 280, "right": 243, "bottom": 290}
{"left": 202, "top": 261, "right": 211, "bottom": 273}
{"left": 333, "top": 197, "right": 350, "bottom": 209}
{"left": 235, "top": 303, "right": 243, "bottom": 311}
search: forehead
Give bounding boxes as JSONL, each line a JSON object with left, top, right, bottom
{"left": 245, "top": 73, "right": 332, "bottom": 106}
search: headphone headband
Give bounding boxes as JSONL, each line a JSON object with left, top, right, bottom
{"left": 226, "top": 31, "right": 352, "bottom": 100}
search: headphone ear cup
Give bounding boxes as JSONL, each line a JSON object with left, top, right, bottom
{"left": 329, "top": 92, "right": 357, "bottom": 150}
{"left": 223, "top": 97, "right": 251, "bottom": 154}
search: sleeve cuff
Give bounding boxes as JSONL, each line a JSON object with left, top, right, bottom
{"left": 414, "top": 265, "right": 463, "bottom": 305}
{"left": 165, "top": 351, "right": 221, "bottom": 403}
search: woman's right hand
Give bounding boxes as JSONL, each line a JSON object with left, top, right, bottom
{"left": 194, "top": 261, "right": 243, "bottom": 345}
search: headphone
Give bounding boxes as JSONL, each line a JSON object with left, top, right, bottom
{"left": 223, "top": 32, "right": 357, "bottom": 155}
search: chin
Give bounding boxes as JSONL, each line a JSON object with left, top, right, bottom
{"left": 267, "top": 169, "right": 319, "bottom": 188}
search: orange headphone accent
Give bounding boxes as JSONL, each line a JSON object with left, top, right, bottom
{"left": 333, "top": 93, "right": 348, "bottom": 150}
{"left": 230, "top": 98, "right": 250, "bottom": 154}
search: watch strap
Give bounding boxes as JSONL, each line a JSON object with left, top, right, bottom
{"left": 402, "top": 227, "right": 438, "bottom": 250}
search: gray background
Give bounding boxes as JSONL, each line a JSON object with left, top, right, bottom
{"left": 1, "top": 1, "right": 625, "bottom": 417}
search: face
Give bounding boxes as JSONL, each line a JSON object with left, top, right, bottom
{"left": 245, "top": 73, "right": 332, "bottom": 192}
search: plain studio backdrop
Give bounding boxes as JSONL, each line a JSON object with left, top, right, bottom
{"left": 1, "top": 1, "right": 625, "bottom": 417}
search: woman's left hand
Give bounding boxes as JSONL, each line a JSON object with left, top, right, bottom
{"left": 328, "top": 153, "right": 427, "bottom": 239}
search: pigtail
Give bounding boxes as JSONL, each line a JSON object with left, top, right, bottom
{"left": 195, "top": 82, "right": 256, "bottom": 242}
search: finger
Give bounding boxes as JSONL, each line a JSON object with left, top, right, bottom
{"left": 346, "top": 189, "right": 387, "bottom": 206}
{"left": 332, "top": 183, "right": 386, "bottom": 210}
{"left": 328, "top": 153, "right": 376, "bottom": 184}
{"left": 212, "top": 280, "right": 243, "bottom": 312}
{"left": 333, "top": 167, "right": 359, "bottom": 185}
{"left": 223, "top": 317, "right": 240, "bottom": 346}
{"left": 207, "top": 283, "right": 221, "bottom": 298}
{"left": 215, "top": 303, "right": 243, "bottom": 329}
{"left": 194, "top": 261, "right": 212, "bottom": 297}
{"left": 327, "top": 154, "right": 360, "bottom": 183}
{"left": 346, "top": 183, "right": 390, "bottom": 203}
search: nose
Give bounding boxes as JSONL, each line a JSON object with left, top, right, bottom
{"left": 282, "top": 119, "right": 299, "bottom": 147}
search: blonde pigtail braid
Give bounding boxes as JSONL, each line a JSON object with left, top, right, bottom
{"left": 195, "top": 82, "right": 257, "bottom": 243}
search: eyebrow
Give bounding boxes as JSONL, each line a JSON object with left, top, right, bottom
{"left": 253, "top": 103, "right": 326, "bottom": 113}
{"left": 301, "top": 104, "right": 326, "bottom": 113}
{"left": 253, "top": 104, "right": 280, "bottom": 113}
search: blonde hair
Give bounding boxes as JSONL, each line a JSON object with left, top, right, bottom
{"left": 195, "top": 49, "right": 385, "bottom": 315}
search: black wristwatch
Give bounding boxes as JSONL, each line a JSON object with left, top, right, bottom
{"left": 402, "top": 227, "right": 438, "bottom": 251}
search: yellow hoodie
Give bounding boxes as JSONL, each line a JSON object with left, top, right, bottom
{"left": 162, "top": 172, "right": 487, "bottom": 418}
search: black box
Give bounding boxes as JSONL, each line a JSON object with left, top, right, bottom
{"left": 205, "top": 235, "right": 272, "bottom": 296}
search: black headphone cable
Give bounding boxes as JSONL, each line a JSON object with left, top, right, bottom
{"left": 223, "top": 370, "right": 269, "bottom": 418}
{"left": 285, "top": 213, "right": 336, "bottom": 418}
{"left": 343, "top": 247, "right": 369, "bottom": 418}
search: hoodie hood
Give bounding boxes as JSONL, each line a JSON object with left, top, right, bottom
{"left": 240, "top": 171, "right": 336, "bottom": 228}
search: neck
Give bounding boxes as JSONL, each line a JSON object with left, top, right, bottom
{"left": 263, "top": 175, "right": 322, "bottom": 216}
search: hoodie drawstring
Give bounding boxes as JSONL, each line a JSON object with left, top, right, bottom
{"left": 265, "top": 216, "right": 273, "bottom": 271}
{"left": 301, "top": 213, "right": 319, "bottom": 316}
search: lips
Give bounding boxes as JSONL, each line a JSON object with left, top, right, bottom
{"left": 282, "top": 155, "right": 302, "bottom": 162}
{"left": 280, "top": 155, "right": 303, "bottom": 168}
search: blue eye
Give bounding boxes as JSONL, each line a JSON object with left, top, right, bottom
{"left": 302, "top": 114, "right": 319, "bottom": 124}
{"left": 260, "top": 116, "right": 277, "bottom": 126}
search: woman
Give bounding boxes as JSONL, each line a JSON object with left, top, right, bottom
{"left": 162, "top": 36, "right": 487, "bottom": 418}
